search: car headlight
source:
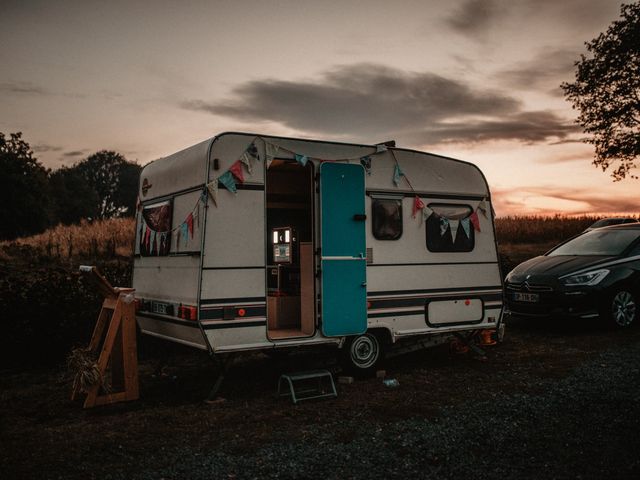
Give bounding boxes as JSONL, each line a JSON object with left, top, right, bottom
{"left": 561, "top": 269, "right": 610, "bottom": 286}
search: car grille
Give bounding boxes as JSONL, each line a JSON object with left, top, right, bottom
{"left": 506, "top": 282, "right": 553, "bottom": 293}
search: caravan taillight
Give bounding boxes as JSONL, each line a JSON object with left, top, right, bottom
{"left": 179, "top": 305, "right": 197, "bottom": 321}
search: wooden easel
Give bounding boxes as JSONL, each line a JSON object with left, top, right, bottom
{"left": 72, "top": 266, "right": 139, "bottom": 408}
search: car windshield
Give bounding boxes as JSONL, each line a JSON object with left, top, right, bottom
{"left": 549, "top": 229, "right": 640, "bottom": 257}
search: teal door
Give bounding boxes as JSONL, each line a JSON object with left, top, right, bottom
{"left": 320, "top": 163, "right": 367, "bottom": 337}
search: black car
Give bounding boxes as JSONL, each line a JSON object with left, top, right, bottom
{"left": 505, "top": 224, "right": 640, "bottom": 327}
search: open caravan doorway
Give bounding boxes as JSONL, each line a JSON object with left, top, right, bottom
{"left": 266, "top": 160, "right": 315, "bottom": 340}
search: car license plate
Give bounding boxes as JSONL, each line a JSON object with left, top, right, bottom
{"left": 152, "top": 301, "right": 169, "bottom": 314}
{"left": 512, "top": 292, "right": 539, "bottom": 303}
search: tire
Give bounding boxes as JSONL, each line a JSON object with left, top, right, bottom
{"left": 339, "top": 332, "right": 386, "bottom": 377}
{"left": 602, "top": 288, "right": 638, "bottom": 328}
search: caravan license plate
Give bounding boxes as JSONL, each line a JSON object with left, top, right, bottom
{"left": 512, "top": 292, "right": 539, "bottom": 303}
{"left": 152, "top": 301, "right": 169, "bottom": 314}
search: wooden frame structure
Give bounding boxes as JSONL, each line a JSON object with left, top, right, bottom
{"left": 72, "top": 266, "right": 139, "bottom": 408}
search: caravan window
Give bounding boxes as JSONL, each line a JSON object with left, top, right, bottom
{"left": 139, "top": 200, "right": 172, "bottom": 256}
{"left": 426, "top": 203, "right": 474, "bottom": 252}
{"left": 372, "top": 198, "right": 403, "bottom": 240}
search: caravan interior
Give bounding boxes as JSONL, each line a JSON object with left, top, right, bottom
{"left": 265, "top": 160, "right": 315, "bottom": 340}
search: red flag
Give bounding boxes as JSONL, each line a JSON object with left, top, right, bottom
{"left": 229, "top": 160, "right": 244, "bottom": 183}
{"left": 145, "top": 226, "right": 151, "bottom": 250}
{"left": 470, "top": 211, "right": 481, "bottom": 232}
{"left": 186, "top": 213, "right": 194, "bottom": 238}
{"left": 412, "top": 196, "right": 425, "bottom": 218}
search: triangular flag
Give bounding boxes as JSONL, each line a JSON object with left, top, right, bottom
{"left": 152, "top": 231, "right": 158, "bottom": 255}
{"left": 470, "top": 211, "right": 481, "bottom": 232}
{"left": 240, "top": 152, "right": 253, "bottom": 175}
{"left": 477, "top": 198, "right": 488, "bottom": 219}
{"left": 449, "top": 219, "right": 460, "bottom": 243}
{"left": 360, "top": 156, "right": 372, "bottom": 175}
{"left": 176, "top": 227, "right": 181, "bottom": 249}
{"left": 421, "top": 206, "right": 434, "bottom": 226}
{"left": 461, "top": 218, "right": 471, "bottom": 238}
{"left": 218, "top": 171, "right": 237, "bottom": 193}
{"left": 247, "top": 143, "right": 259, "bottom": 161}
{"left": 145, "top": 226, "right": 151, "bottom": 251}
{"left": 181, "top": 222, "right": 189, "bottom": 246}
{"left": 295, "top": 154, "right": 308, "bottom": 166}
{"left": 207, "top": 180, "right": 219, "bottom": 206}
{"left": 229, "top": 160, "right": 244, "bottom": 183}
{"left": 412, "top": 196, "right": 425, "bottom": 218}
{"left": 393, "top": 164, "right": 404, "bottom": 186}
{"left": 439, "top": 217, "right": 449, "bottom": 237}
{"left": 186, "top": 213, "right": 194, "bottom": 238}
{"left": 266, "top": 143, "right": 279, "bottom": 169}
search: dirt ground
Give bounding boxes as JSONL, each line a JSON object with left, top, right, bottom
{"left": 2, "top": 315, "right": 640, "bottom": 479}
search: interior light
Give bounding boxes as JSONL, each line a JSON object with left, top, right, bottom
{"left": 273, "top": 231, "right": 278, "bottom": 244}
{"left": 285, "top": 229, "right": 290, "bottom": 243}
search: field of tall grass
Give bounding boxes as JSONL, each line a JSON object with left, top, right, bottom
{"left": 1, "top": 217, "right": 135, "bottom": 261}
{"left": 2, "top": 215, "right": 639, "bottom": 262}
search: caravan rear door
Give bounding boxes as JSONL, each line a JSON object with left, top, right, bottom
{"left": 320, "top": 163, "right": 367, "bottom": 337}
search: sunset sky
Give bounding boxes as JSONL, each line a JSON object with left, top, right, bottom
{"left": 1, "top": 0, "right": 637, "bottom": 216}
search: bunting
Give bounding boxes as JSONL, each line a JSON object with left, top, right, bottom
{"left": 421, "top": 206, "right": 434, "bottom": 225}
{"left": 186, "top": 213, "right": 194, "bottom": 238}
{"left": 360, "top": 156, "right": 372, "bottom": 175}
{"left": 469, "top": 211, "right": 481, "bottom": 232}
{"left": 295, "top": 154, "right": 309, "bottom": 167}
{"left": 229, "top": 160, "right": 245, "bottom": 183}
{"left": 240, "top": 152, "right": 254, "bottom": 174}
{"left": 266, "top": 143, "right": 280, "bottom": 169}
{"left": 439, "top": 217, "right": 449, "bottom": 237}
{"left": 393, "top": 164, "right": 404, "bottom": 186}
{"left": 207, "top": 180, "right": 218, "bottom": 206}
{"left": 461, "top": 217, "right": 471, "bottom": 238}
{"left": 218, "top": 171, "right": 237, "bottom": 193}
{"left": 477, "top": 198, "right": 488, "bottom": 219}
{"left": 449, "top": 219, "right": 460, "bottom": 243}
{"left": 412, "top": 196, "right": 425, "bottom": 218}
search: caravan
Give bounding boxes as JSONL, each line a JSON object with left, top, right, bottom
{"left": 133, "top": 133, "right": 503, "bottom": 374}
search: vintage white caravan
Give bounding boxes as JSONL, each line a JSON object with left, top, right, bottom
{"left": 133, "top": 132, "right": 503, "bottom": 374}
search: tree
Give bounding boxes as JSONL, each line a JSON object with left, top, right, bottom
{"left": 49, "top": 167, "right": 100, "bottom": 224}
{"left": 561, "top": 2, "right": 640, "bottom": 180}
{"left": 0, "top": 132, "right": 52, "bottom": 240}
{"left": 74, "top": 151, "right": 141, "bottom": 219}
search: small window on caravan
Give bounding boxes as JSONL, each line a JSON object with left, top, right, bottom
{"left": 372, "top": 197, "right": 403, "bottom": 240}
{"left": 426, "top": 203, "right": 474, "bottom": 252}
{"left": 139, "top": 200, "right": 172, "bottom": 256}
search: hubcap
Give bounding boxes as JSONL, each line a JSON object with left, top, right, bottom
{"left": 350, "top": 335, "right": 379, "bottom": 369}
{"left": 612, "top": 291, "right": 636, "bottom": 327}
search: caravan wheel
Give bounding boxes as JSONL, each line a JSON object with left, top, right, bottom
{"left": 340, "top": 332, "right": 385, "bottom": 377}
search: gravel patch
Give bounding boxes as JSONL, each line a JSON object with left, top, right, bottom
{"left": 99, "top": 341, "right": 640, "bottom": 480}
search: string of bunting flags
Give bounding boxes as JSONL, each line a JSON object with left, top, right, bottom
{"left": 138, "top": 136, "right": 491, "bottom": 255}
{"left": 203, "top": 137, "right": 387, "bottom": 207}
{"left": 138, "top": 192, "right": 205, "bottom": 254}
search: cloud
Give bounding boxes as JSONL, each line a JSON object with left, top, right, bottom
{"left": 413, "top": 111, "right": 580, "bottom": 145}
{"left": 0, "top": 81, "right": 50, "bottom": 96}
{"left": 62, "top": 150, "right": 87, "bottom": 158}
{"left": 496, "top": 47, "right": 580, "bottom": 92}
{"left": 445, "top": 0, "right": 503, "bottom": 37}
{"left": 32, "top": 143, "right": 63, "bottom": 153}
{"left": 183, "top": 63, "right": 577, "bottom": 146}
